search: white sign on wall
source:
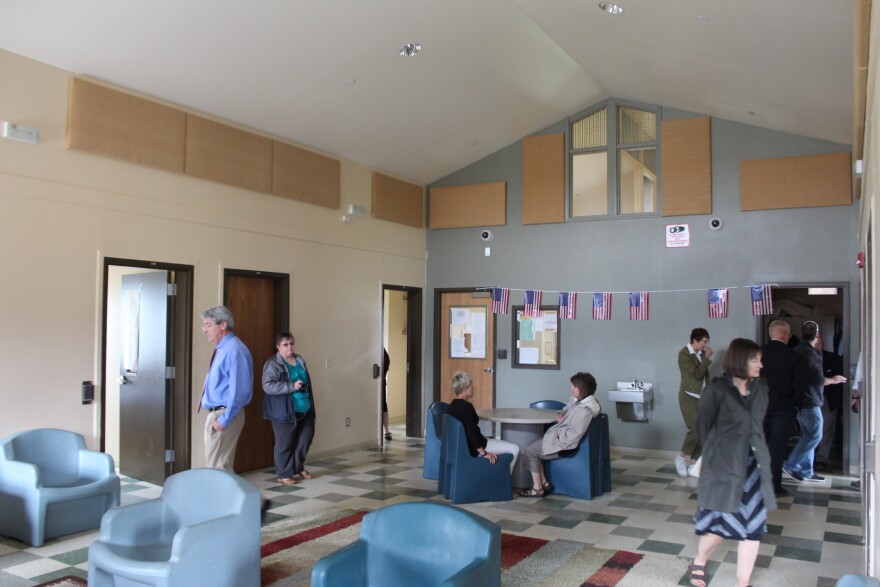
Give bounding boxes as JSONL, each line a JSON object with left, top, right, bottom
{"left": 665, "top": 223, "right": 690, "bottom": 248}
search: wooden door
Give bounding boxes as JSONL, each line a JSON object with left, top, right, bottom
{"left": 438, "top": 291, "right": 495, "bottom": 408}
{"left": 225, "top": 274, "right": 280, "bottom": 473}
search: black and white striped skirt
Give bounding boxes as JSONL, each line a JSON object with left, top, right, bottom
{"left": 693, "top": 449, "right": 767, "bottom": 541}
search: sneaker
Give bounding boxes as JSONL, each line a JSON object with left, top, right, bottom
{"left": 688, "top": 457, "right": 702, "bottom": 478}
{"left": 674, "top": 454, "right": 688, "bottom": 477}
{"left": 804, "top": 473, "right": 825, "bottom": 482}
{"left": 782, "top": 466, "right": 804, "bottom": 481}
{"left": 852, "top": 480, "right": 861, "bottom": 490}
{"left": 774, "top": 487, "right": 790, "bottom": 498}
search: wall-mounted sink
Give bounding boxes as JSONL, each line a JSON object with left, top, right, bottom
{"left": 607, "top": 381, "right": 653, "bottom": 422}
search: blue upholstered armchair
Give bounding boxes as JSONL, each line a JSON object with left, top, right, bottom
{"left": 544, "top": 413, "right": 612, "bottom": 500}
{"left": 438, "top": 415, "right": 513, "bottom": 504}
{"left": 311, "top": 502, "right": 501, "bottom": 587}
{"left": 423, "top": 401, "right": 449, "bottom": 480}
{"left": 88, "top": 468, "right": 261, "bottom": 587}
{"left": 0, "top": 428, "right": 120, "bottom": 547}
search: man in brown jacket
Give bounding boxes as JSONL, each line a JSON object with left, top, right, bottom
{"left": 675, "top": 328, "right": 712, "bottom": 477}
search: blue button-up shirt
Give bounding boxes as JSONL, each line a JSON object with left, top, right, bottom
{"left": 203, "top": 332, "right": 253, "bottom": 428}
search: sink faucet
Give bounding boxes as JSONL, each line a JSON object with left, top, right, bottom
{"left": 632, "top": 379, "right": 643, "bottom": 390}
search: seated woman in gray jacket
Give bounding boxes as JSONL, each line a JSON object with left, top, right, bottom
{"left": 520, "top": 372, "right": 601, "bottom": 497}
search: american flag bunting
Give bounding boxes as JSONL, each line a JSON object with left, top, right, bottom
{"left": 491, "top": 287, "right": 510, "bottom": 315}
{"left": 524, "top": 290, "right": 543, "bottom": 317}
{"left": 629, "top": 291, "right": 649, "bottom": 320}
{"left": 751, "top": 285, "right": 773, "bottom": 316}
{"left": 559, "top": 292, "right": 577, "bottom": 319}
{"left": 707, "top": 288, "right": 728, "bottom": 319}
{"left": 592, "top": 292, "right": 612, "bottom": 320}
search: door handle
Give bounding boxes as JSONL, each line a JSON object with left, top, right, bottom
{"left": 483, "top": 367, "right": 494, "bottom": 374}
{"left": 118, "top": 375, "right": 128, "bottom": 385}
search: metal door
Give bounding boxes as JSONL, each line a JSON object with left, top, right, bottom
{"left": 437, "top": 291, "right": 496, "bottom": 409}
{"left": 119, "top": 270, "right": 172, "bottom": 485}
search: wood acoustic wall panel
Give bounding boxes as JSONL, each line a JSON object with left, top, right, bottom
{"left": 272, "top": 142, "right": 340, "bottom": 209}
{"left": 740, "top": 151, "right": 852, "bottom": 211}
{"left": 522, "top": 133, "right": 565, "bottom": 225}
{"left": 371, "top": 172, "right": 424, "bottom": 228}
{"left": 185, "top": 115, "right": 273, "bottom": 193}
{"left": 429, "top": 181, "right": 506, "bottom": 229}
{"left": 67, "top": 77, "right": 186, "bottom": 173}
{"left": 661, "top": 116, "right": 712, "bottom": 217}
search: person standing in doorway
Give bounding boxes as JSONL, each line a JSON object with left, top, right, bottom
{"left": 675, "top": 328, "right": 712, "bottom": 478}
{"left": 382, "top": 348, "right": 392, "bottom": 441}
{"left": 200, "top": 305, "right": 254, "bottom": 472}
{"left": 760, "top": 320, "right": 803, "bottom": 497}
{"left": 783, "top": 321, "right": 846, "bottom": 483}
{"left": 814, "top": 335, "right": 844, "bottom": 471}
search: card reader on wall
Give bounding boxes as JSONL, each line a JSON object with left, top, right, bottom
{"left": 82, "top": 381, "right": 95, "bottom": 405}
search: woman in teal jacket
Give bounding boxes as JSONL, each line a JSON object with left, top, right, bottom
{"left": 688, "top": 338, "right": 776, "bottom": 587}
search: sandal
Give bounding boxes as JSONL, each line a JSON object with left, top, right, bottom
{"left": 519, "top": 487, "right": 545, "bottom": 497}
{"left": 298, "top": 470, "right": 313, "bottom": 480}
{"left": 542, "top": 481, "right": 553, "bottom": 493}
{"left": 687, "top": 563, "right": 706, "bottom": 587}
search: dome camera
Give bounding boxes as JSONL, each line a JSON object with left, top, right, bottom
{"left": 480, "top": 230, "right": 494, "bottom": 242}
{"left": 709, "top": 217, "right": 723, "bottom": 231}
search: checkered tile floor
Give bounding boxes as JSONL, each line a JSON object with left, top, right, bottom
{"left": 0, "top": 424, "right": 865, "bottom": 586}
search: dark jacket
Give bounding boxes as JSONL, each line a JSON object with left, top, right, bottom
{"left": 262, "top": 352, "right": 315, "bottom": 424}
{"left": 760, "top": 339, "right": 804, "bottom": 412}
{"left": 446, "top": 398, "right": 486, "bottom": 457}
{"left": 695, "top": 376, "right": 776, "bottom": 513}
{"left": 793, "top": 342, "right": 824, "bottom": 408}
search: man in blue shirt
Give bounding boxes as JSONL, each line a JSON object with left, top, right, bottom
{"left": 200, "top": 306, "right": 253, "bottom": 471}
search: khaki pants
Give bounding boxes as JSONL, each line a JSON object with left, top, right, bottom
{"left": 204, "top": 408, "right": 245, "bottom": 471}
{"left": 679, "top": 390, "right": 701, "bottom": 459}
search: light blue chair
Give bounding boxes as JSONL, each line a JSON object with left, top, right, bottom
{"left": 529, "top": 400, "right": 566, "bottom": 411}
{"left": 0, "top": 428, "right": 120, "bottom": 547}
{"left": 439, "top": 415, "right": 513, "bottom": 504}
{"left": 544, "top": 413, "right": 612, "bottom": 500}
{"left": 311, "top": 502, "right": 501, "bottom": 587}
{"left": 423, "top": 401, "right": 449, "bottom": 480}
{"left": 88, "top": 468, "right": 261, "bottom": 587}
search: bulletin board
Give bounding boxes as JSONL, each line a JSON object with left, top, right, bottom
{"left": 448, "top": 305, "right": 487, "bottom": 359}
{"left": 512, "top": 307, "right": 560, "bottom": 369}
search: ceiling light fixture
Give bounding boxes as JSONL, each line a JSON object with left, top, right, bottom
{"left": 399, "top": 43, "right": 422, "bottom": 57}
{"left": 598, "top": 3, "right": 624, "bottom": 15}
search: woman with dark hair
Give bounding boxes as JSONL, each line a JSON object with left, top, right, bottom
{"left": 262, "top": 332, "right": 316, "bottom": 485}
{"left": 688, "top": 338, "right": 776, "bottom": 587}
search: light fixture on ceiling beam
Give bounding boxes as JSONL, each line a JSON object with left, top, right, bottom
{"left": 399, "top": 43, "right": 422, "bottom": 57}
{"left": 598, "top": 2, "right": 624, "bottom": 15}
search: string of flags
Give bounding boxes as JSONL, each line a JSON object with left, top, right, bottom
{"left": 490, "top": 285, "right": 775, "bottom": 320}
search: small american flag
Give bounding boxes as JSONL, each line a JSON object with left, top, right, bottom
{"left": 524, "top": 290, "right": 543, "bottom": 317}
{"left": 629, "top": 291, "right": 649, "bottom": 321}
{"left": 592, "top": 292, "right": 612, "bottom": 320}
{"left": 559, "top": 292, "right": 577, "bottom": 319}
{"left": 708, "top": 288, "right": 728, "bottom": 319}
{"left": 751, "top": 285, "right": 773, "bottom": 316}
{"left": 491, "top": 287, "right": 510, "bottom": 314}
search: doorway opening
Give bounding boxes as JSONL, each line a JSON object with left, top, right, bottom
{"left": 382, "top": 286, "right": 423, "bottom": 440}
{"left": 223, "top": 269, "right": 290, "bottom": 473}
{"left": 756, "top": 283, "right": 851, "bottom": 473}
{"left": 101, "top": 259, "right": 193, "bottom": 485}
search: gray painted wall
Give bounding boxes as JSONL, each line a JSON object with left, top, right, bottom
{"left": 425, "top": 104, "right": 860, "bottom": 456}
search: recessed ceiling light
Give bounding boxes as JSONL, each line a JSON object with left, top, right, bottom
{"left": 344, "top": 78, "right": 357, "bottom": 85}
{"left": 697, "top": 15, "right": 710, "bottom": 22}
{"left": 747, "top": 111, "right": 756, "bottom": 116}
{"left": 598, "top": 3, "right": 624, "bottom": 15}
{"left": 399, "top": 43, "right": 422, "bottom": 57}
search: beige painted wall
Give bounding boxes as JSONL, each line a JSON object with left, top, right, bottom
{"left": 0, "top": 50, "right": 426, "bottom": 468}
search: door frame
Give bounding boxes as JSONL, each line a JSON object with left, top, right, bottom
{"left": 382, "top": 285, "right": 423, "bottom": 438}
{"left": 432, "top": 287, "right": 497, "bottom": 405}
{"left": 100, "top": 258, "right": 194, "bottom": 477}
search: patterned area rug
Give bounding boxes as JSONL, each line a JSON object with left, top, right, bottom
{"left": 32, "top": 578, "right": 86, "bottom": 587}
{"left": 260, "top": 509, "right": 687, "bottom": 586}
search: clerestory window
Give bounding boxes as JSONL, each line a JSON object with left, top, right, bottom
{"left": 570, "top": 99, "right": 659, "bottom": 218}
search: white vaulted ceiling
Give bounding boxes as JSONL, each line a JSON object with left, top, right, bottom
{"left": 0, "top": 0, "right": 853, "bottom": 185}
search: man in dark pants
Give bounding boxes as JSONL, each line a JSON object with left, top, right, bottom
{"left": 760, "top": 320, "right": 804, "bottom": 497}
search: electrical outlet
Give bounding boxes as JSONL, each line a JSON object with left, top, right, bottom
{"left": 345, "top": 417, "right": 351, "bottom": 427}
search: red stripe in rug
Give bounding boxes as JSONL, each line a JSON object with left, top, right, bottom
{"left": 581, "top": 550, "right": 644, "bottom": 587}
{"left": 500, "top": 533, "right": 549, "bottom": 569}
{"left": 261, "top": 512, "right": 366, "bottom": 557}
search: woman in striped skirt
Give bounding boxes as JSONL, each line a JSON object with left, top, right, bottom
{"left": 688, "top": 338, "right": 777, "bottom": 587}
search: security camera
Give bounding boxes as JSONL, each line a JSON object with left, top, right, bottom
{"left": 480, "top": 230, "right": 494, "bottom": 242}
{"left": 709, "top": 217, "right": 723, "bottom": 231}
